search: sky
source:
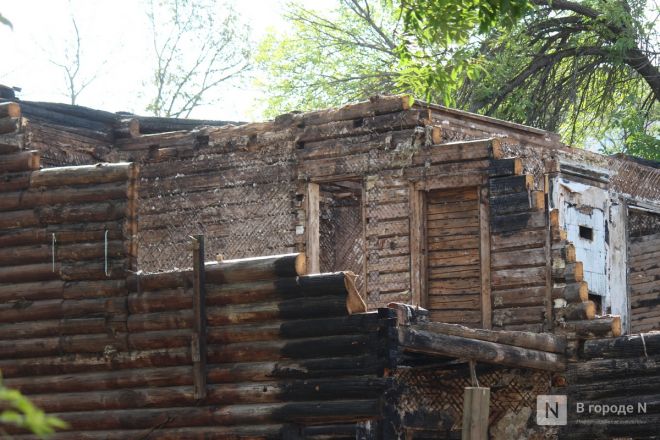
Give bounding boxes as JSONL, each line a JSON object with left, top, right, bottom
{"left": 0, "top": 0, "right": 321, "bottom": 121}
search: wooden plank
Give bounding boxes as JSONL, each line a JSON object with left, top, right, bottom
{"left": 306, "top": 183, "right": 320, "bottom": 274}
{"left": 410, "top": 184, "right": 424, "bottom": 307}
{"left": 462, "top": 387, "right": 490, "bottom": 440}
{"left": 479, "top": 185, "right": 491, "bottom": 329}
{"left": 191, "top": 235, "right": 207, "bottom": 400}
{"left": 414, "top": 173, "right": 487, "bottom": 191}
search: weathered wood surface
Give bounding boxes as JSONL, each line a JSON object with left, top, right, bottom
{"left": 398, "top": 326, "right": 565, "bottom": 371}
{"left": 414, "top": 321, "right": 566, "bottom": 353}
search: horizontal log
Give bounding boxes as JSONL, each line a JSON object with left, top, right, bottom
{"left": 413, "top": 321, "right": 565, "bottom": 354}
{"left": 20, "top": 377, "right": 387, "bottom": 416}
{"left": 492, "top": 306, "right": 546, "bottom": 327}
{"left": 555, "top": 301, "right": 596, "bottom": 321}
{"left": 398, "top": 326, "right": 565, "bottom": 371}
{"left": 205, "top": 253, "right": 306, "bottom": 283}
{"left": 207, "top": 334, "right": 376, "bottom": 364}
{"left": 552, "top": 262, "right": 584, "bottom": 282}
{"left": 555, "top": 316, "right": 621, "bottom": 339}
{"left": 29, "top": 163, "right": 136, "bottom": 188}
{"left": 0, "top": 333, "right": 128, "bottom": 359}
{"left": 0, "top": 316, "right": 125, "bottom": 341}
{"left": 0, "top": 296, "right": 126, "bottom": 324}
{"left": 0, "top": 221, "right": 125, "bottom": 248}
{"left": 0, "top": 201, "right": 129, "bottom": 230}
{"left": 491, "top": 247, "right": 546, "bottom": 270}
{"left": 0, "top": 181, "right": 130, "bottom": 212}
{"left": 208, "top": 313, "right": 380, "bottom": 344}
{"left": 0, "top": 102, "right": 21, "bottom": 118}
{"left": 283, "top": 94, "right": 411, "bottom": 127}
{"left": 566, "top": 354, "right": 660, "bottom": 382}
{"left": 41, "top": 399, "right": 380, "bottom": 431}
{"left": 0, "top": 347, "right": 191, "bottom": 378}
{"left": 552, "top": 282, "right": 588, "bottom": 302}
{"left": 489, "top": 174, "right": 533, "bottom": 196}
{"left": 17, "top": 101, "right": 113, "bottom": 134}
{"left": 492, "top": 286, "right": 546, "bottom": 308}
{"left": 5, "top": 365, "right": 191, "bottom": 394}
{"left": 490, "top": 211, "right": 546, "bottom": 233}
{"left": 488, "top": 158, "right": 522, "bottom": 177}
{"left": 582, "top": 332, "right": 660, "bottom": 359}
{"left": 0, "top": 240, "right": 126, "bottom": 266}
{"left": 0, "top": 150, "right": 39, "bottom": 172}
{"left": 490, "top": 191, "right": 544, "bottom": 216}
{"left": 552, "top": 242, "right": 576, "bottom": 263}
{"left": 0, "top": 279, "right": 125, "bottom": 303}
{"left": 0, "top": 116, "right": 20, "bottom": 134}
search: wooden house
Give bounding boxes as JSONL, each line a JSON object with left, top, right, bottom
{"left": 0, "top": 96, "right": 658, "bottom": 438}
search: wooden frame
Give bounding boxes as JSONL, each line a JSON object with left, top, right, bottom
{"left": 305, "top": 182, "right": 320, "bottom": 274}
{"left": 478, "top": 185, "right": 492, "bottom": 329}
{"left": 410, "top": 174, "right": 492, "bottom": 328}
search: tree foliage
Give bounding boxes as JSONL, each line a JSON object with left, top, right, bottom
{"left": 256, "top": 1, "right": 401, "bottom": 118}
{"left": 146, "top": 0, "right": 251, "bottom": 118}
{"left": 1, "top": 374, "right": 67, "bottom": 437}
{"left": 259, "top": 0, "right": 658, "bottom": 158}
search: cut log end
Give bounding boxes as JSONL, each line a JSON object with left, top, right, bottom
{"left": 611, "top": 315, "right": 622, "bottom": 337}
{"left": 295, "top": 253, "right": 307, "bottom": 277}
{"left": 0, "top": 102, "right": 21, "bottom": 118}
{"left": 344, "top": 271, "right": 366, "bottom": 315}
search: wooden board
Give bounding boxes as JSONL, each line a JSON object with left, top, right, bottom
{"left": 425, "top": 186, "right": 482, "bottom": 327}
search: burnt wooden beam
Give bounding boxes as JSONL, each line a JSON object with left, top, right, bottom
{"left": 398, "top": 326, "right": 566, "bottom": 371}
{"left": 582, "top": 332, "right": 660, "bottom": 359}
{"left": 412, "top": 321, "right": 566, "bottom": 354}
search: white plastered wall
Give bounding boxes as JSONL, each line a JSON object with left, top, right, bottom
{"left": 551, "top": 177, "right": 629, "bottom": 332}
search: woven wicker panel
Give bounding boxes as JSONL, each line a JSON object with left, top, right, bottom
{"left": 319, "top": 183, "right": 365, "bottom": 294}
{"left": 395, "top": 366, "right": 551, "bottom": 433}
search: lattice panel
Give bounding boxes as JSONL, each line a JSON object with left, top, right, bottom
{"left": 395, "top": 366, "right": 551, "bottom": 432}
{"left": 319, "top": 184, "right": 366, "bottom": 294}
{"left": 136, "top": 179, "right": 294, "bottom": 273}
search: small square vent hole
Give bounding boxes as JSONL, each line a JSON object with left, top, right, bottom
{"left": 579, "top": 225, "right": 593, "bottom": 241}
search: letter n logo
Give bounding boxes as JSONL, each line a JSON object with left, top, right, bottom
{"left": 537, "top": 395, "right": 567, "bottom": 425}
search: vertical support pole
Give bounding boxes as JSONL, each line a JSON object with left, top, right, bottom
{"left": 191, "top": 234, "right": 207, "bottom": 400}
{"left": 306, "top": 182, "right": 320, "bottom": 274}
{"left": 479, "top": 186, "right": 492, "bottom": 329}
{"left": 543, "top": 174, "right": 554, "bottom": 331}
{"left": 462, "top": 386, "right": 490, "bottom": 440}
{"left": 410, "top": 185, "right": 428, "bottom": 309}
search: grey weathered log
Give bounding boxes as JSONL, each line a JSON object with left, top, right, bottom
{"left": 398, "top": 326, "right": 565, "bottom": 371}
{"left": 413, "top": 321, "right": 566, "bottom": 354}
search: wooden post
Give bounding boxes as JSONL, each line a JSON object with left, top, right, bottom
{"left": 306, "top": 183, "right": 320, "bottom": 274}
{"left": 191, "top": 235, "right": 207, "bottom": 400}
{"left": 478, "top": 185, "right": 491, "bottom": 329}
{"left": 409, "top": 185, "right": 425, "bottom": 308}
{"left": 462, "top": 387, "right": 490, "bottom": 440}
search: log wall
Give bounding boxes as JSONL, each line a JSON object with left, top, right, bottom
{"left": 7, "top": 97, "right": 659, "bottom": 334}
{"left": 559, "top": 332, "right": 660, "bottom": 439}
{"left": 0, "top": 247, "right": 390, "bottom": 438}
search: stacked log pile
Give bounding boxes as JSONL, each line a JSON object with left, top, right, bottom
{"left": 560, "top": 332, "right": 660, "bottom": 438}
{"left": 1, "top": 253, "right": 391, "bottom": 439}
{"left": 548, "top": 209, "right": 622, "bottom": 342}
